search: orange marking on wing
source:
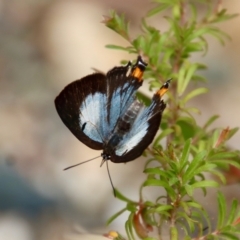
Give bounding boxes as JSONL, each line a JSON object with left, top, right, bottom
{"left": 156, "top": 79, "right": 171, "bottom": 97}
{"left": 131, "top": 67, "right": 144, "bottom": 82}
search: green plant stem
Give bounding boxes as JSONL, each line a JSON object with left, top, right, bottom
{"left": 170, "top": 226, "right": 178, "bottom": 240}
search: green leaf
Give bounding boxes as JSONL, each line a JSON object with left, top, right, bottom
{"left": 189, "top": 2, "right": 197, "bottom": 22}
{"left": 143, "top": 179, "right": 176, "bottom": 199}
{"left": 147, "top": 3, "right": 171, "bottom": 17}
{"left": 217, "top": 191, "right": 226, "bottom": 228}
{"left": 182, "top": 201, "right": 203, "bottom": 210}
{"left": 153, "top": 128, "right": 174, "bottom": 146}
{"left": 228, "top": 127, "right": 239, "bottom": 139}
{"left": 187, "top": 27, "right": 211, "bottom": 41}
{"left": 168, "top": 176, "right": 179, "bottom": 186}
{"left": 178, "top": 63, "right": 199, "bottom": 95}
{"left": 107, "top": 207, "right": 127, "bottom": 225}
{"left": 210, "top": 170, "right": 226, "bottom": 184}
{"left": 212, "top": 159, "right": 240, "bottom": 169}
{"left": 103, "top": 11, "right": 130, "bottom": 40}
{"left": 219, "top": 232, "right": 239, "bottom": 240}
{"left": 180, "top": 138, "right": 192, "bottom": 166}
{"left": 115, "top": 189, "right": 137, "bottom": 204}
{"left": 191, "top": 180, "right": 219, "bottom": 189}
{"left": 126, "top": 202, "right": 137, "bottom": 212}
{"left": 184, "top": 184, "right": 193, "bottom": 196}
{"left": 125, "top": 213, "right": 135, "bottom": 240}
{"left": 177, "top": 211, "right": 196, "bottom": 233}
{"left": 182, "top": 87, "right": 208, "bottom": 103}
{"left": 191, "top": 74, "right": 207, "bottom": 82}
{"left": 209, "top": 152, "right": 239, "bottom": 160}
{"left": 207, "top": 27, "right": 231, "bottom": 45}
{"left": 144, "top": 168, "right": 172, "bottom": 179}
{"left": 183, "top": 151, "right": 207, "bottom": 183}
{"left": 105, "top": 44, "right": 131, "bottom": 51}
{"left": 184, "top": 41, "right": 206, "bottom": 53}
{"left": 168, "top": 160, "right": 180, "bottom": 174}
{"left": 226, "top": 199, "right": 238, "bottom": 225}
{"left": 211, "top": 11, "right": 238, "bottom": 23}
{"left": 144, "top": 201, "right": 156, "bottom": 207}
{"left": 155, "top": 204, "right": 173, "bottom": 213}
{"left": 132, "top": 35, "right": 146, "bottom": 51}
{"left": 184, "top": 107, "right": 201, "bottom": 114}
{"left": 203, "top": 115, "right": 220, "bottom": 129}
{"left": 176, "top": 119, "right": 195, "bottom": 140}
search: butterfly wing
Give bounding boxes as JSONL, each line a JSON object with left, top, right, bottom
{"left": 55, "top": 73, "right": 107, "bottom": 150}
{"left": 55, "top": 60, "right": 144, "bottom": 151}
{"left": 104, "top": 63, "right": 143, "bottom": 138}
{"left": 110, "top": 97, "right": 166, "bottom": 163}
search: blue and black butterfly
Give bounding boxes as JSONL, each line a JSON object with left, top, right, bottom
{"left": 55, "top": 56, "right": 170, "bottom": 193}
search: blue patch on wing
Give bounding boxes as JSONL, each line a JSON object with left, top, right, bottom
{"left": 108, "top": 82, "right": 136, "bottom": 132}
{"left": 79, "top": 82, "right": 139, "bottom": 144}
{"left": 79, "top": 92, "right": 107, "bottom": 143}
{"left": 115, "top": 101, "right": 157, "bottom": 156}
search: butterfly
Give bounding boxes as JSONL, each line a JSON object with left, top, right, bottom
{"left": 55, "top": 56, "right": 170, "bottom": 194}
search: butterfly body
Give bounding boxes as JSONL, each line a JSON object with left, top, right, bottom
{"left": 55, "top": 56, "right": 169, "bottom": 164}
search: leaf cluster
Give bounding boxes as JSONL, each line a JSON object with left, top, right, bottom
{"left": 103, "top": 0, "right": 240, "bottom": 239}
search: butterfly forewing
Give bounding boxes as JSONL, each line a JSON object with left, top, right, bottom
{"left": 106, "top": 64, "right": 142, "bottom": 134}
{"left": 55, "top": 73, "right": 107, "bottom": 150}
{"left": 55, "top": 62, "right": 143, "bottom": 151}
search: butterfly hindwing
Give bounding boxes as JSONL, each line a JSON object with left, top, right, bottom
{"left": 110, "top": 97, "right": 166, "bottom": 163}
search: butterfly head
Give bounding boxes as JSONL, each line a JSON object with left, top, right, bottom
{"left": 101, "top": 151, "right": 111, "bottom": 161}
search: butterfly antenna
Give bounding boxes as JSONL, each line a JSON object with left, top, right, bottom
{"left": 63, "top": 156, "right": 101, "bottom": 170}
{"left": 106, "top": 160, "right": 116, "bottom": 197}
